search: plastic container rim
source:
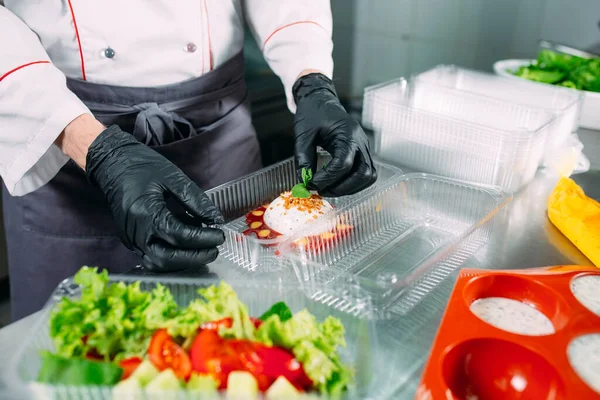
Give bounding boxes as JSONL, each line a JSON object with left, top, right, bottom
{"left": 414, "top": 64, "right": 583, "bottom": 112}
{"left": 364, "top": 77, "right": 557, "bottom": 139}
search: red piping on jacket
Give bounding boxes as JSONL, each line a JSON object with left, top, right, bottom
{"left": 203, "top": 0, "right": 213, "bottom": 71}
{"left": 66, "top": 0, "right": 86, "bottom": 80}
{"left": 0, "top": 61, "right": 51, "bottom": 83}
{"left": 262, "top": 21, "right": 325, "bottom": 51}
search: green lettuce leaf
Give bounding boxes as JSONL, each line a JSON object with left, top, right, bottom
{"left": 255, "top": 310, "right": 352, "bottom": 396}
{"left": 259, "top": 301, "right": 292, "bottom": 322}
{"left": 37, "top": 352, "right": 123, "bottom": 386}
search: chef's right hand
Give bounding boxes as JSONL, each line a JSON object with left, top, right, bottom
{"left": 85, "top": 125, "right": 225, "bottom": 272}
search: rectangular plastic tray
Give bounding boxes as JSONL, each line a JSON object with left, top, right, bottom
{"left": 278, "top": 173, "right": 513, "bottom": 318}
{"left": 362, "top": 78, "right": 554, "bottom": 192}
{"left": 207, "top": 151, "right": 403, "bottom": 272}
{"left": 8, "top": 274, "right": 400, "bottom": 400}
{"left": 413, "top": 65, "right": 583, "bottom": 164}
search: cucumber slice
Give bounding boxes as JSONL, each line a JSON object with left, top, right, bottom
{"left": 226, "top": 371, "right": 258, "bottom": 399}
{"left": 187, "top": 372, "right": 219, "bottom": 394}
{"left": 145, "top": 369, "right": 182, "bottom": 392}
{"left": 130, "top": 360, "right": 159, "bottom": 387}
{"left": 265, "top": 376, "right": 300, "bottom": 399}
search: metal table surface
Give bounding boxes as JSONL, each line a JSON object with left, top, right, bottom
{"left": 1, "top": 129, "right": 598, "bottom": 399}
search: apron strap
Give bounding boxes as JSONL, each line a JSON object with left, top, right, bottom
{"left": 66, "top": 51, "right": 246, "bottom": 147}
{"left": 132, "top": 103, "right": 195, "bottom": 146}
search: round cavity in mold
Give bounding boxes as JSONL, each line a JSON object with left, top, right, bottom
{"left": 443, "top": 338, "right": 565, "bottom": 400}
{"left": 464, "top": 274, "right": 570, "bottom": 335}
{"left": 570, "top": 274, "right": 600, "bottom": 317}
{"left": 470, "top": 297, "right": 555, "bottom": 336}
{"left": 567, "top": 333, "right": 600, "bottom": 394}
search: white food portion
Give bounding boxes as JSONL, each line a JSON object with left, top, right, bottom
{"left": 470, "top": 297, "right": 555, "bottom": 336}
{"left": 571, "top": 275, "right": 600, "bottom": 317}
{"left": 263, "top": 192, "right": 334, "bottom": 236}
{"left": 568, "top": 334, "right": 600, "bottom": 394}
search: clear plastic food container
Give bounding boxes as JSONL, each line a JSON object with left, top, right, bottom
{"left": 362, "top": 78, "right": 554, "bottom": 192}
{"left": 8, "top": 274, "right": 399, "bottom": 400}
{"left": 278, "top": 173, "right": 513, "bottom": 318}
{"left": 207, "top": 151, "right": 403, "bottom": 272}
{"left": 413, "top": 65, "right": 583, "bottom": 164}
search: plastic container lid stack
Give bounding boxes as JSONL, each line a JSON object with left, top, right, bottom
{"left": 413, "top": 65, "right": 583, "bottom": 165}
{"left": 362, "top": 77, "right": 555, "bottom": 192}
{"left": 206, "top": 151, "right": 403, "bottom": 273}
{"left": 278, "top": 173, "right": 512, "bottom": 318}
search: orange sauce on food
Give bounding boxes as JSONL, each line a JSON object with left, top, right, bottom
{"left": 241, "top": 200, "right": 354, "bottom": 253}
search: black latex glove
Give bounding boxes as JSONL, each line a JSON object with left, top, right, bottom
{"left": 86, "top": 125, "right": 225, "bottom": 272}
{"left": 293, "top": 73, "right": 377, "bottom": 197}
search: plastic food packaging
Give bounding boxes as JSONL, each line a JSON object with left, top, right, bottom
{"left": 8, "top": 274, "right": 403, "bottom": 400}
{"left": 548, "top": 177, "right": 600, "bottom": 267}
{"left": 416, "top": 266, "right": 600, "bottom": 400}
{"left": 545, "top": 133, "right": 590, "bottom": 177}
{"left": 278, "top": 173, "right": 512, "bottom": 318}
{"left": 362, "top": 78, "right": 554, "bottom": 192}
{"left": 206, "top": 151, "right": 403, "bottom": 273}
{"left": 413, "top": 65, "right": 583, "bottom": 165}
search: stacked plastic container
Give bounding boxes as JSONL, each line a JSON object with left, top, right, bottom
{"left": 362, "top": 65, "right": 584, "bottom": 192}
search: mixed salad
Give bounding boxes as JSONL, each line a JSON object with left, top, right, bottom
{"left": 38, "top": 267, "right": 353, "bottom": 398}
{"left": 510, "top": 49, "right": 600, "bottom": 92}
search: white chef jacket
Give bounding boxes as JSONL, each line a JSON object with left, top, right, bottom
{"left": 0, "top": 1, "right": 334, "bottom": 197}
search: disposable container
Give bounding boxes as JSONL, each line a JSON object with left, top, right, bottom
{"left": 207, "top": 151, "right": 403, "bottom": 272}
{"left": 8, "top": 274, "right": 397, "bottom": 400}
{"left": 414, "top": 65, "right": 583, "bottom": 160}
{"left": 278, "top": 173, "right": 513, "bottom": 318}
{"left": 362, "top": 78, "right": 555, "bottom": 192}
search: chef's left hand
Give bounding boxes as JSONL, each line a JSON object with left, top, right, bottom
{"left": 293, "top": 72, "right": 377, "bottom": 197}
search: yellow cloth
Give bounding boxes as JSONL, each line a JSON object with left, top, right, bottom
{"left": 548, "top": 177, "right": 600, "bottom": 267}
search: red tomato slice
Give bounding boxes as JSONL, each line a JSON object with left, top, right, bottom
{"left": 190, "top": 321, "right": 311, "bottom": 392}
{"left": 148, "top": 329, "right": 192, "bottom": 380}
{"left": 190, "top": 329, "right": 243, "bottom": 389}
{"left": 119, "top": 357, "right": 143, "bottom": 380}
{"left": 256, "top": 346, "right": 312, "bottom": 391}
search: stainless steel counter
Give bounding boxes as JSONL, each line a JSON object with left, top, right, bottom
{"left": 1, "top": 129, "right": 598, "bottom": 400}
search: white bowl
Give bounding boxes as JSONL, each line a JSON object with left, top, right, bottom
{"left": 493, "top": 59, "right": 600, "bottom": 131}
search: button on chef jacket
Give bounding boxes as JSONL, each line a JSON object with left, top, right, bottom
{"left": 0, "top": 1, "right": 334, "bottom": 197}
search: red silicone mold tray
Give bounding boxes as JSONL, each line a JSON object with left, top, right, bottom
{"left": 416, "top": 265, "right": 600, "bottom": 400}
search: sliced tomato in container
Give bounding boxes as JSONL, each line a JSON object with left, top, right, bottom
{"left": 119, "top": 357, "right": 143, "bottom": 380}
{"left": 190, "top": 329, "right": 243, "bottom": 389}
{"left": 190, "top": 321, "right": 311, "bottom": 392}
{"left": 148, "top": 329, "right": 192, "bottom": 380}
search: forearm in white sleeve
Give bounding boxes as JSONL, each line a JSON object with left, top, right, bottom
{"left": 243, "top": 0, "right": 334, "bottom": 113}
{"left": 0, "top": 7, "right": 90, "bottom": 196}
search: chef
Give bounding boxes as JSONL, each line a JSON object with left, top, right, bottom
{"left": 0, "top": 1, "right": 376, "bottom": 320}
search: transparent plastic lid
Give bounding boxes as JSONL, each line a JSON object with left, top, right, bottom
{"left": 8, "top": 274, "right": 401, "bottom": 400}
{"left": 207, "top": 151, "right": 403, "bottom": 273}
{"left": 414, "top": 65, "right": 582, "bottom": 113}
{"left": 278, "top": 173, "right": 512, "bottom": 318}
{"left": 413, "top": 65, "right": 584, "bottom": 164}
{"left": 362, "top": 78, "right": 552, "bottom": 191}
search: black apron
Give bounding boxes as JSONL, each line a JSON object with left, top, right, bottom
{"left": 2, "top": 52, "right": 262, "bottom": 321}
